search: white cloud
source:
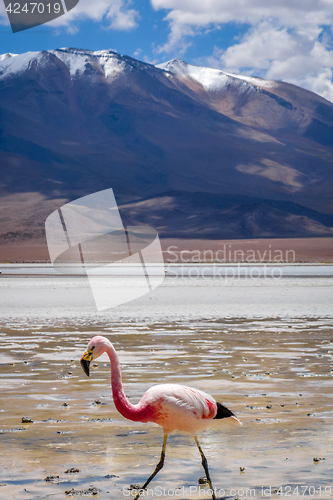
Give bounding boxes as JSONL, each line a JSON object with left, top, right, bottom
{"left": 221, "top": 23, "right": 300, "bottom": 72}
{"left": 206, "top": 22, "right": 333, "bottom": 101}
{"left": 151, "top": 0, "right": 333, "bottom": 101}
{"left": 105, "top": 0, "right": 139, "bottom": 30}
{"left": 151, "top": 0, "right": 333, "bottom": 31}
{"left": 0, "top": 0, "right": 139, "bottom": 31}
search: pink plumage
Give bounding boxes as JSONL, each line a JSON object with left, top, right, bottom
{"left": 80, "top": 334, "right": 240, "bottom": 500}
{"left": 138, "top": 384, "right": 218, "bottom": 434}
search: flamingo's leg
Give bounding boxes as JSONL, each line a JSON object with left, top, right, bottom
{"left": 133, "top": 434, "right": 168, "bottom": 500}
{"left": 194, "top": 435, "right": 216, "bottom": 500}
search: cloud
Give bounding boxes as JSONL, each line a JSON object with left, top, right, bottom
{"left": 0, "top": 0, "right": 139, "bottom": 31}
{"left": 151, "top": 0, "right": 333, "bottom": 101}
{"left": 151, "top": 0, "right": 333, "bottom": 33}
{"left": 105, "top": 0, "right": 139, "bottom": 30}
{"left": 202, "top": 22, "right": 333, "bottom": 101}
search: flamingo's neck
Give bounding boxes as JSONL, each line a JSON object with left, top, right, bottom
{"left": 105, "top": 341, "right": 150, "bottom": 422}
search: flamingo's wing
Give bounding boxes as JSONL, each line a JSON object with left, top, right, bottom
{"left": 143, "top": 383, "right": 217, "bottom": 419}
{"left": 140, "top": 384, "right": 240, "bottom": 432}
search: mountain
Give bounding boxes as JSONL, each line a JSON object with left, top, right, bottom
{"left": 0, "top": 48, "right": 332, "bottom": 255}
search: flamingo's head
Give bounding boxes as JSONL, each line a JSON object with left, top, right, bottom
{"left": 80, "top": 335, "right": 108, "bottom": 377}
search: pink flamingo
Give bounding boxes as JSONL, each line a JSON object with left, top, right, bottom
{"left": 81, "top": 335, "right": 240, "bottom": 500}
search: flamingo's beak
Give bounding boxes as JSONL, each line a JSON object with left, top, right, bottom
{"left": 80, "top": 351, "right": 92, "bottom": 377}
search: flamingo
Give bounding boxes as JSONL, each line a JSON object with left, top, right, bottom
{"left": 80, "top": 335, "right": 240, "bottom": 500}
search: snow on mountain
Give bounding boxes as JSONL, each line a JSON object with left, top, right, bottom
{"left": 157, "top": 59, "right": 232, "bottom": 91}
{"left": 48, "top": 48, "right": 127, "bottom": 80}
{"left": 0, "top": 51, "right": 44, "bottom": 79}
{"left": 157, "top": 59, "right": 278, "bottom": 92}
{"left": 229, "top": 73, "right": 278, "bottom": 89}
{"left": 92, "top": 49, "right": 127, "bottom": 80}
{"left": 49, "top": 48, "right": 94, "bottom": 77}
{"left": 0, "top": 53, "right": 18, "bottom": 62}
{"left": 0, "top": 48, "right": 129, "bottom": 82}
{"left": 0, "top": 49, "right": 280, "bottom": 91}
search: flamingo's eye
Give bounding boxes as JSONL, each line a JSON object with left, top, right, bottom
{"left": 91, "top": 346, "right": 95, "bottom": 350}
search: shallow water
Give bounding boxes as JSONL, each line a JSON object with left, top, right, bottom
{"left": 0, "top": 274, "right": 332, "bottom": 499}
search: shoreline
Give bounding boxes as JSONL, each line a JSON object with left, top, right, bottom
{"left": 1, "top": 237, "right": 332, "bottom": 263}
{"left": 1, "top": 262, "right": 333, "bottom": 279}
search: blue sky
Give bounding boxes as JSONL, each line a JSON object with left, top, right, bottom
{"left": 0, "top": 0, "right": 333, "bottom": 101}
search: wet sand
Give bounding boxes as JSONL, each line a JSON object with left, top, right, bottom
{"left": 0, "top": 276, "right": 333, "bottom": 499}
